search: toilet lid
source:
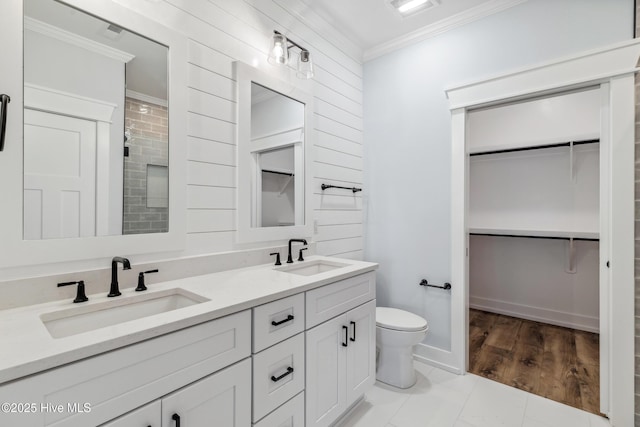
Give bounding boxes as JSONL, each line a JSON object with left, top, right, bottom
{"left": 376, "top": 307, "right": 428, "bottom": 332}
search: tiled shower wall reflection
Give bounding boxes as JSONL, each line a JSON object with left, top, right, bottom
{"left": 123, "top": 97, "right": 169, "bottom": 234}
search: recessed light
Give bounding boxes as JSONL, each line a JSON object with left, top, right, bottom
{"left": 389, "top": 0, "right": 440, "bottom": 17}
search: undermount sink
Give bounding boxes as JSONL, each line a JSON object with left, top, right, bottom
{"left": 275, "top": 260, "right": 349, "bottom": 276}
{"left": 41, "top": 288, "right": 209, "bottom": 339}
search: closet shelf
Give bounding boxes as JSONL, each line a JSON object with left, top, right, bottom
{"left": 468, "top": 138, "right": 599, "bottom": 157}
{"left": 468, "top": 227, "right": 599, "bottom": 241}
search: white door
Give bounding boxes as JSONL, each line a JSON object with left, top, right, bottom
{"left": 23, "top": 108, "right": 97, "bottom": 239}
{"left": 101, "top": 401, "right": 161, "bottom": 427}
{"left": 305, "top": 314, "right": 347, "bottom": 427}
{"left": 345, "top": 301, "right": 376, "bottom": 406}
{"left": 161, "top": 358, "right": 251, "bottom": 427}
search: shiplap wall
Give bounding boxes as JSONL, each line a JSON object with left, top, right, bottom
{"left": 116, "top": 0, "right": 364, "bottom": 260}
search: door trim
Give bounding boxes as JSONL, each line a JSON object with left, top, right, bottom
{"left": 445, "top": 39, "right": 640, "bottom": 425}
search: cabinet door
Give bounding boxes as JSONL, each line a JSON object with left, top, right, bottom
{"left": 100, "top": 401, "right": 160, "bottom": 427}
{"left": 162, "top": 358, "right": 251, "bottom": 427}
{"left": 305, "top": 314, "right": 347, "bottom": 427}
{"left": 345, "top": 300, "right": 376, "bottom": 406}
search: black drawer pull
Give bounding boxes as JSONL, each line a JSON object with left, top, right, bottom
{"left": 342, "top": 325, "right": 348, "bottom": 347}
{"left": 271, "top": 314, "right": 294, "bottom": 326}
{"left": 350, "top": 321, "right": 356, "bottom": 342}
{"left": 271, "top": 366, "right": 294, "bottom": 382}
{"left": 172, "top": 413, "right": 180, "bottom": 427}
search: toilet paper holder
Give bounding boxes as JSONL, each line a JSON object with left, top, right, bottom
{"left": 419, "top": 279, "right": 451, "bottom": 290}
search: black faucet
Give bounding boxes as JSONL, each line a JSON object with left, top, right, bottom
{"left": 108, "top": 256, "right": 131, "bottom": 297}
{"left": 287, "top": 239, "right": 307, "bottom": 263}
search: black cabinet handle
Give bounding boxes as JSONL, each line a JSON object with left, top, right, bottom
{"left": 350, "top": 321, "right": 356, "bottom": 342}
{"left": 271, "top": 314, "right": 294, "bottom": 326}
{"left": 271, "top": 366, "right": 294, "bottom": 382}
{"left": 0, "top": 94, "right": 11, "bottom": 152}
{"left": 342, "top": 325, "right": 348, "bottom": 347}
{"left": 172, "top": 413, "right": 180, "bottom": 427}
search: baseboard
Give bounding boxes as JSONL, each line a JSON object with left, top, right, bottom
{"left": 412, "top": 343, "right": 462, "bottom": 374}
{"left": 469, "top": 296, "right": 599, "bottom": 333}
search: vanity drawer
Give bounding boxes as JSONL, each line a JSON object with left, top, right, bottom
{"left": 306, "top": 271, "right": 376, "bottom": 328}
{"left": 253, "top": 392, "right": 304, "bottom": 427}
{"left": 253, "top": 293, "right": 305, "bottom": 352}
{"left": 0, "top": 310, "right": 251, "bottom": 427}
{"left": 252, "top": 333, "right": 305, "bottom": 422}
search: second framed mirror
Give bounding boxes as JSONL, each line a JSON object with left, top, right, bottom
{"left": 235, "top": 62, "right": 313, "bottom": 243}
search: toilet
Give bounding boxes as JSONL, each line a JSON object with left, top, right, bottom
{"left": 375, "top": 307, "right": 429, "bottom": 389}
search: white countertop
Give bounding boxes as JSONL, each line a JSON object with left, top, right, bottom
{"left": 0, "top": 256, "right": 377, "bottom": 385}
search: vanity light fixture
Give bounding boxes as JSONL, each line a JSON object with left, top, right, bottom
{"left": 268, "top": 32, "right": 289, "bottom": 65}
{"left": 268, "top": 30, "right": 314, "bottom": 79}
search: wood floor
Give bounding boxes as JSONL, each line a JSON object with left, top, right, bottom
{"left": 468, "top": 309, "right": 600, "bottom": 415}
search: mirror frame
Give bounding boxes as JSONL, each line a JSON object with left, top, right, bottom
{"left": 0, "top": 0, "right": 186, "bottom": 270}
{"left": 235, "top": 61, "right": 313, "bottom": 243}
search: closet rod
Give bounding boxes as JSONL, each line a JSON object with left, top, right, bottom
{"left": 321, "top": 184, "right": 362, "bottom": 193}
{"left": 469, "top": 139, "right": 599, "bottom": 157}
{"left": 263, "top": 169, "right": 294, "bottom": 177}
{"left": 470, "top": 233, "right": 599, "bottom": 242}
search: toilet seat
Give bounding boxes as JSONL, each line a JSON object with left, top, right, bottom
{"left": 376, "top": 307, "right": 428, "bottom": 332}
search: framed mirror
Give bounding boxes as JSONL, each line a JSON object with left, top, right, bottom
{"left": 24, "top": 0, "right": 169, "bottom": 239}
{"left": 235, "top": 62, "right": 313, "bottom": 243}
{"left": 0, "top": 0, "right": 186, "bottom": 269}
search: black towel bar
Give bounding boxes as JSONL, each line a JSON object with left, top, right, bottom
{"left": 321, "top": 183, "right": 362, "bottom": 193}
{"left": 419, "top": 279, "right": 451, "bottom": 290}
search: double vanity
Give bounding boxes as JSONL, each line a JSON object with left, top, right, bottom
{"left": 0, "top": 256, "right": 378, "bottom": 427}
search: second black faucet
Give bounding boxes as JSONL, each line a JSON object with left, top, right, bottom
{"left": 287, "top": 239, "right": 307, "bottom": 263}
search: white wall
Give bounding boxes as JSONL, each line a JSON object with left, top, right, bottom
{"left": 469, "top": 236, "right": 600, "bottom": 332}
{"left": 363, "top": 0, "right": 633, "bottom": 351}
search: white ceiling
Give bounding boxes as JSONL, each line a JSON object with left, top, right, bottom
{"left": 286, "top": 0, "right": 527, "bottom": 60}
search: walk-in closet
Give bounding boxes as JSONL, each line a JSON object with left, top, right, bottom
{"left": 466, "top": 87, "right": 603, "bottom": 414}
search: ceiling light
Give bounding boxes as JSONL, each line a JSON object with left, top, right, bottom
{"left": 398, "top": 0, "right": 428, "bottom": 13}
{"left": 268, "top": 31, "right": 314, "bottom": 80}
{"left": 389, "top": 0, "right": 439, "bottom": 16}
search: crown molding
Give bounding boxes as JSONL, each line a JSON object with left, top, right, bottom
{"left": 126, "top": 89, "right": 167, "bottom": 107}
{"left": 24, "top": 16, "right": 135, "bottom": 63}
{"left": 364, "top": 0, "right": 528, "bottom": 62}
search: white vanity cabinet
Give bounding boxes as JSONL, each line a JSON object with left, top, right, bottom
{"left": 251, "top": 294, "right": 305, "bottom": 425}
{"left": 0, "top": 265, "right": 379, "bottom": 427}
{"left": 102, "top": 359, "right": 251, "bottom": 427}
{"left": 250, "top": 271, "right": 376, "bottom": 427}
{"left": 305, "top": 273, "right": 376, "bottom": 427}
{"left": 160, "top": 358, "right": 252, "bottom": 427}
{"left": 0, "top": 310, "right": 251, "bottom": 427}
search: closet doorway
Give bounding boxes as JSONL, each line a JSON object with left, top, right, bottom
{"left": 464, "top": 88, "right": 603, "bottom": 415}
{"left": 448, "top": 39, "right": 640, "bottom": 425}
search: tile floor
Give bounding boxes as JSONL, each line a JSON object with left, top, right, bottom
{"left": 339, "top": 361, "right": 609, "bottom": 427}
